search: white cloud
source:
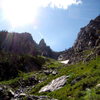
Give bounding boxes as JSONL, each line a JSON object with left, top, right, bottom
{"left": 0, "top": 0, "right": 82, "bottom": 10}
{"left": 36, "top": 0, "right": 82, "bottom": 9}
{"left": 0, "top": 0, "right": 82, "bottom": 27}
{"left": 45, "top": 0, "right": 82, "bottom": 9}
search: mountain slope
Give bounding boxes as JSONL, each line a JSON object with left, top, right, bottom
{"left": 0, "top": 31, "right": 59, "bottom": 58}
{"left": 0, "top": 32, "right": 59, "bottom": 80}
{"left": 74, "top": 16, "right": 100, "bottom": 51}
{"left": 0, "top": 16, "right": 100, "bottom": 100}
{"left": 58, "top": 16, "right": 100, "bottom": 64}
{"left": 0, "top": 31, "right": 38, "bottom": 55}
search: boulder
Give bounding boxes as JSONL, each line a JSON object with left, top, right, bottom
{"left": 39, "top": 75, "right": 69, "bottom": 93}
{"left": 44, "top": 70, "right": 52, "bottom": 75}
{"left": 52, "top": 71, "right": 58, "bottom": 75}
{"left": 96, "top": 84, "right": 100, "bottom": 88}
{"left": 43, "top": 69, "right": 58, "bottom": 75}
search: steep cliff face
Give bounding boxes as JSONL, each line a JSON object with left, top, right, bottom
{"left": 39, "top": 39, "right": 49, "bottom": 56}
{"left": 0, "top": 32, "right": 38, "bottom": 55}
{"left": 0, "top": 31, "right": 59, "bottom": 59}
{"left": 39, "top": 39, "right": 59, "bottom": 59}
{"left": 0, "top": 31, "right": 8, "bottom": 49}
{"left": 73, "top": 16, "right": 100, "bottom": 52}
{"left": 58, "top": 16, "right": 100, "bottom": 63}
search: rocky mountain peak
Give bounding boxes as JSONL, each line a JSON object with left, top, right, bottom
{"left": 58, "top": 15, "right": 100, "bottom": 63}
{"left": 39, "top": 39, "right": 46, "bottom": 47}
{"left": 0, "top": 32, "right": 59, "bottom": 59}
{"left": 73, "top": 15, "right": 100, "bottom": 52}
{"left": 38, "top": 39, "right": 59, "bottom": 59}
{"left": 0, "top": 32, "right": 38, "bottom": 55}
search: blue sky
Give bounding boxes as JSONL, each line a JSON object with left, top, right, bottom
{"left": 0, "top": 0, "right": 100, "bottom": 51}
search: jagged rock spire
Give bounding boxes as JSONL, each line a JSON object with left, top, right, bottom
{"left": 39, "top": 39, "right": 46, "bottom": 47}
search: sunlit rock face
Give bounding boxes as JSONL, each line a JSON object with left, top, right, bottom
{"left": 39, "top": 75, "right": 68, "bottom": 93}
{"left": 73, "top": 15, "right": 100, "bottom": 52}
{"left": 58, "top": 16, "right": 100, "bottom": 63}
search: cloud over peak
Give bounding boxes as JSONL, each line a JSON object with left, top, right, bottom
{"left": 38, "top": 0, "right": 82, "bottom": 9}
{"left": 0, "top": 0, "right": 82, "bottom": 10}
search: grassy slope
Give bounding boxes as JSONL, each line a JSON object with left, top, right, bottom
{"left": 30, "top": 56, "right": 100, "bottom": 100}
{"left": 46, "top": 56, "right": 100, "bottom": 100}
{"left": 0, "top": 56, "right": 100, "bottom": 100}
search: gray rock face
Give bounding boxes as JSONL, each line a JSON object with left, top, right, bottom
{"left": 39, "top": 39, "right": 60, "bottom": 59}
{"left": 73, "top": 16, "right": 100, "bottom": 52}
{"left": 0, "top": 32, "right": 38, "bottom": 55}
{"left": 39, "top": 75, "right": 69, "bottom": 93}
{"left": 58, "top": 16, "right": 100, "bottom": 63}
{"left": 0, "top": 31, "right": 60, "bottom": 59}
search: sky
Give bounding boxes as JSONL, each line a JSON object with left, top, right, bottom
{"left": 0, "top": 0, "right": 100, "bottom": 51}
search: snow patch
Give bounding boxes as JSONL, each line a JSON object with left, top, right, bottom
{"left": 60, "top": 60, "right": 69, "bottom": 64}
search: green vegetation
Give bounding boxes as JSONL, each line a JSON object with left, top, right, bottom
{"left": 30, "top": 56, "right": 100, "bottom": 100}
{"left": 0, "top": 54, "right": 100, "bottom": 100}
{"left": 43, "top": 57, "right": 63, "bottom": 68}
{"left": 0, "top": 52, "right": 46, "bottom": 81}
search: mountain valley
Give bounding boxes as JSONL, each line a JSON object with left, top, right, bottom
{"left": 0, "top": 16, "right": 100, "bottom": 100}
